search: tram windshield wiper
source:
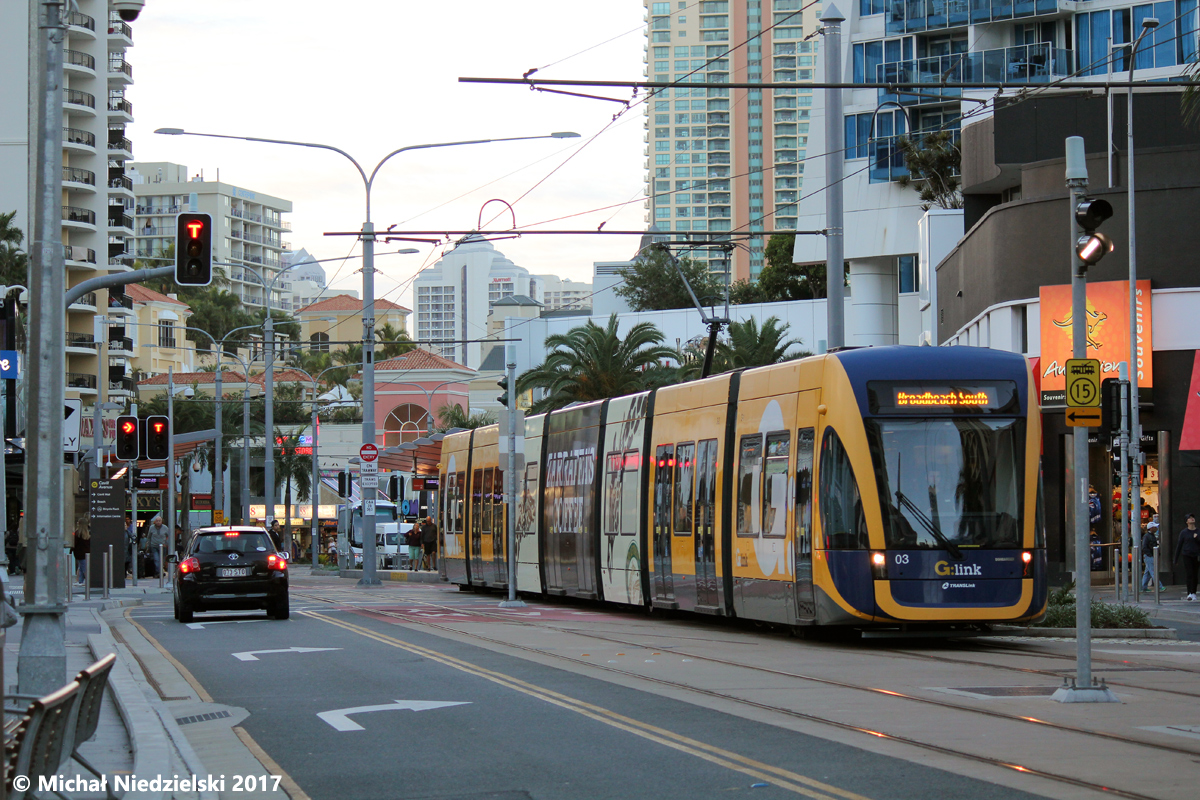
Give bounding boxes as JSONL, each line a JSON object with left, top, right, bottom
{"left": 894, "top": 489, "right": 963, "bottom": 560}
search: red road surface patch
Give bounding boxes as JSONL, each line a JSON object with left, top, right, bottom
{"left": 347, "top": 602, "right": 627, "bottom": 624}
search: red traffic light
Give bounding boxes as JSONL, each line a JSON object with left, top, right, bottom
{"left": 186, "top": 220, "right": 204, "bottom": 238}
{"left": 119, "top": 420, "right": 136, "bottom": 435}
{"left": 151, "top": 421, "right": 166, "bottom": 434}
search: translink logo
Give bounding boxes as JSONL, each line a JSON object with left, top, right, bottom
{"left": 935, "top": 561, "right": 982, "bottom": 577}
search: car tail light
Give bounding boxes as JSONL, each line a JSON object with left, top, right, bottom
{"left": 179, "top": 557, "right": 200, "bottom": 574}
{"left": 268, "top": 553, "right": 287, "bottom": 571}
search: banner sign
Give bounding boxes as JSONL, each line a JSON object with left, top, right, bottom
{"left": 1038, "top": 279, "right": 1153, "bottom": 407}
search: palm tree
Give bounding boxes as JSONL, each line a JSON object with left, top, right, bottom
{"left": 517, "top": 314, "right": 676, "bottom": 413}
{"left": 0, "top": 211, "right": 28, "bottom": 288}
{"left": 434, "top": 403, "right": 495, "bottom": 432}
{"left": 376, "top": 323, "right": 415, "bottom": 360}
{"left": 252, "top": 428, "right": 312, "bottom": 554}
{"left": 718, "top": 316, "right": 809, "bottom": 370}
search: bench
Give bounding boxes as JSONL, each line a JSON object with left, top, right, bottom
{"left": 5, "top": 653, "right": 118, "bottom": 800}
{"left": 4, "top": 682, "right": 78, "bottom": 800}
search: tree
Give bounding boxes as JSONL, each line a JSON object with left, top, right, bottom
{"left": 727, "top": 234, "right": 838, "bottom": 304}
{"left": 615, "top": 248, "right": 724, "bottom": 311}
{"left": 0, "top": 211, "right": 27, "bottom": 289}
{"left": 434, "top": 403, "right": 496, "bottom": 432}
{"left": 718, "top": 316, "right": 810, "bottom": 369}
{"left": 376, "top": 323, "right": 415, "bottom": 360}
{"left": 517, "top": 314, "right": 676, "bottom": 413}
{"left": 250, "top": 428, "right": 311, "bottom": 553}
{"left": 896, "top": 129, "right": 963, "bottom": 210}
{"left": 183, "top": 289, "right": 256, "bottom": 352}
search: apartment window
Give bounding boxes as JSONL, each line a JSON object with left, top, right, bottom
{"left": 157, "top": 320, "right": 175, "bottom": 349}
{"left": 898, "top": 255, "right": 919, "bottom": 294}
{"left": 652, "top": 2, "right": 670, "bottom": 12}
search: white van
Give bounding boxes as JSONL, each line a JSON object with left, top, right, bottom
{"left": 337, "top": 501, "right": 402, "bottom": 568}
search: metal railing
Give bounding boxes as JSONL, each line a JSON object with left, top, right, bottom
{"left": 109, "top": 174, "right": 133, "bottom": 190}
{"left": 108, "top": 212, "right": 133, "bottom": 230}
{"left": 65, "top": 89, "right": 96, "bottom": 109}
{"left": 107, "top": 98, "right": 133, "bottom": 115}
{"left": 136, "top": 205, "right": 182, "bottom": 215}
{"left": 109, "top": 377, "right": 136, "bottom": 393}
{"left": 67, "top": 10, "right": 95, "bottom": 30}
{"left": 65, "top": 49, "right": 95, "bottom": 70}
{"left": 64, "top": 245, "right": 97, "bottom": 264}
{"left": 875, "top": 44, "right": 1073, "bottom": 89}
{"left": 66, "top": 372, "right": 97, "bottom": 390}
{"left": 64, "top": 127, "right": 95, "bottom": 147}
{"left": 65, "top": 332, "right": 96, "bottom": 350}
{"left": 62, "top": 205, "right": 96, "bottom": 225}
{"left": 108, "top": 336, "right": 133, "bottom": 353}
{"left": 108, "top": 294, "right": 133, "bottom": 311}
{"left": 70, "top": 292, "right": 98, "bottom": 308}
{"left": 137, "top": 227, "right": 172, "bottom": 237}
{"left": 62, "top": 167, "right": 96, "bottom": 186}
{"left": 108, "top": 136, "right": 133, "bottom": 154}
{"left": 108, "top": 57, "right": 132, "bottom": 78}
{"left": 158, "top": 336, "right": 177, "bottom": 349}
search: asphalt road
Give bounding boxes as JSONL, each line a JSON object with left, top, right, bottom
{"left": 128, "top": 588, "right": 1052, "bottom": 800}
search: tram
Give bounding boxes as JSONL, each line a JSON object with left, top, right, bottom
{"left": 439, "top": 346, "right": 1047, "bottom": 628}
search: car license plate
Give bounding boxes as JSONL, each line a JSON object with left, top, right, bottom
{"left": 218, "top": 567, "right": 250, "bottom": 578}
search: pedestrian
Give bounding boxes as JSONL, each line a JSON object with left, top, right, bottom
{"left": 72, "top": 515, "right": 90, "bottom": 585}
{"left": 146, "top": 515, "right": 170, "bottom": 577}
{"left": 1088, "top": 486, "right": 1102, "bottom": 528}
{"left": 1141, "top": 515, "right": 1165, "bottom": 592}
{"left": 405, "top": 523, "right": 422, "bottom": 570}
{"left": 125, "top": 514, "right": 137, "bottom": 576}
{"left": 1174, "top": 513, "right": 1200, "bottom": 601}
{"left": 420, "top": 515, "right": 438, "bottom": 571}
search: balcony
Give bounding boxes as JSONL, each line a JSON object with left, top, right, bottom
{"left": 69, "top": 292, "right": 98, "bottom": 312}
{"left": 66, "top": 373, "right": 98, "bottom": 393}
{"left": 62, "top": 205, "right": 96, "bottom": 227}
{"left": 108, "top": 210, "right": 133, "bottom": 231}
{"left": 62, "top": 167, "right": 97, "bottom": 193}
{"left": 64, "top": 89, "right": 96, "bottom": 116}
{"left": 66, "top": 10, "right": 95, "bottom": 33}
{"left": 108, "top": 335, "right": 133, "bottom": 354}
{"left": 136, "top": 204, "right": 181, "bottom": 215}
{"left": 107, "top": 16, "right": 133, "bottom": 44}
{"left": 108, "top": 55, "right": 132, "bottom": 83}
{"left": 107, "top": 97, "right": 133, "bottom": 121}
{"left": 158, "top": 336, "right": 178, "bottom": 350}
{"left": 64, "top": 49, "right": 96, "bottom": 75}
{"left": 64, "top": 245, "right": 98, "bottom": 267}
{"left": 109, "top": 377, "right": 136, "bottom": 395}
{"left": 63, "top": 127, "right": 96, "bottom": 152}
{"left": 107, "top": 135, "right": 133, "bottom": 159}
{"left": 66, "top": 332, "right": 97, "bottom": 354}
{"left": 108, "top": 171, "right": 133, "bottom": 193}
{"left": 875, "top": 44, "right": 1073, "bottom": 105}
{"left": 108, "top": 293, "right": 134, "bottom": 315}
{"left": 885, "top": 0, "right": 1058, "bottom": 36}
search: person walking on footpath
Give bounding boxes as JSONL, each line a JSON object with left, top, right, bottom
{"left": 420, "top": 515, "right": 438, "bottom": 571}
{"left": 405, "top": 522, "right": 422, "bottom": 570}
{"left": 146, "top": 515, "right": 170, "bottom": 577}
{"left": 72, "top": 515, "right": 90, "bottom": 585}
{"left": 125, "top": 514, "right": 137, "bottom": 577}
{"left": 1141, "top": 515, "right": 1165, "bottom": 592}
{"left": 1174, "top": 513, "right": 1200, "bottom": 601}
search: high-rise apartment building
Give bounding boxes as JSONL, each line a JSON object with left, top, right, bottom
{"left": 412, "top": 238, "right": 536, "bottom": 369}
{"left": 791, "top": 0, "right": 1199, "bottom": 347}
{"left": 0, "top": 1, "right": 141, "bottom": 405}
{"left": 644, "top": 0, "right": 819, "bottom": 281}
{"left": 128, "top": 162, "right": 293, "bottom": 312}
{"left": 533, "top": 274, "right": 592, "bottom": 311}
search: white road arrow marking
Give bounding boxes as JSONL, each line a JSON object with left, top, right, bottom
{"left": 186, "top": 620, "right": 268, "bottom": 630}
{"left": 317, "top": 700, "right": 471, "bottom": 731}
{"left": 232, "top": 647, "right": 342, "bottom": 662}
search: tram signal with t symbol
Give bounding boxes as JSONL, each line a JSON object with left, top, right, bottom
{"left": 175, "top": 212, "right": 213, "bottom": 286}
{"left": 145, "top": 415, "right": 170, "bottom": 460}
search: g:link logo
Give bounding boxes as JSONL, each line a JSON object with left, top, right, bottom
{"left": 935, "top": 561, "right": 982, "bottom": 577}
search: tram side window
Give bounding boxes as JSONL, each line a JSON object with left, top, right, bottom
{"left": 493, "top": 467, "right": 504, "bottom": 535}
{"left": 762, "top": 433, "right": 790, "bottom": 538}
{"left": 454, "top": 471, "right": 465, "bottom": 534}
{"left": 621, "top": 451, "right": 640, "bottom": 535}
{"left": 819, "top": 427, "right": 869, "bottom": 549}
{"left": 795, "top": 429, "right": 815, "bottom": 553}
{"left": 737, "top": 435, "right": 763, "bottom": 536}
{"left": 674, "top": 442, "right": 696, "bottom": 535}
{"left": 605, "top": 452, "right": 622, "bottom": 535}
{"left": 655, "top": 445, "right": 674, "bottom": 534}
{"left": 472, "top": 469, "right": 483, "bottom": 537}
{"left": 519, "top": 463, "right": 538, "bottom": 534}
{"left": 696, "top": 439, "right": 718, "bottom": 536}
{"left": 482, "top": 468, "right": 494, "bottom": 534}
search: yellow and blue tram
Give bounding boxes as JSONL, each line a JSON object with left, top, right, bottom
{"left": 439, "top": 346, "right": 1047, "bottom": 627}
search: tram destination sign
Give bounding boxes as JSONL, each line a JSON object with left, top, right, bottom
{"left": 867, "top": 381, "right": 1018, "bottom": 415}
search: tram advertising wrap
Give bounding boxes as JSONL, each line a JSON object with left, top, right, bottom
{"left": 439, "top": 346, "right": 1046, "bottom": 630}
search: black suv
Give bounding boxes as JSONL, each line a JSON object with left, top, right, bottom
{"left": 174, "top": 526, "right": 289, "bottom": 622}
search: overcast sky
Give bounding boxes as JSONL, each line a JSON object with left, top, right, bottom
{"left": 128, "top": 0, "right": 647, "bottom": 310}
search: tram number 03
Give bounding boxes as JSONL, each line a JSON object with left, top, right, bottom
{"left": 894, "top": 554, "right": 909, "bottom": 565}
{"left": 233, "top": 776, "right": 282, "bottom": 792}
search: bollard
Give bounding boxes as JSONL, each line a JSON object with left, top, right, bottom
{"left": 84, "top": 554, "right": 90, "bottom": 601}
{"left": 1154, "top": 546, "right": 1161, "bottom": 605}
{"left": 131, "top": 539, "right": 137, "bottom": 588}
{"left": 103, "top": 546, "right": 111, "bottom": 600}
{"left": 158, "top": 544, "right": 165, "bottom": 589}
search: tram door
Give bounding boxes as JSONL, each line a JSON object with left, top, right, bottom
{"left": 794, "top": 391, "right": 819, "bottom": 620}
{"left": 694, "top": 439, "right": 720, "bottom": 609}
{"left": 653, "top": 444, "right": 675, "bottom": 602}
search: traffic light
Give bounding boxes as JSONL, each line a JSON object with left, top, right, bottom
{"left": 1101, "top": 377, "right": 1130, "bottom": 437}
{"left": 145, "top": 415, "right": 170, "bottom": 460}
{"left": 116, "top": 415, "right": 139, "bottom": 460}
{"left": 387, "top": 474, "right": 399, "bottom": 501}
{"left": 496, "top": 376, "right": 510, "bottom": 406}
{"left": 338, "top": 471, "right": 347, "bottom": 497}
{"left": 1075, "top": 198, "right": 1114, "bottom": 268}
{"left": 175, "top": 212, "right": 213, "bottom": 286}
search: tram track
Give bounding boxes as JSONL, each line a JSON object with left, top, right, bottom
{"left": 292, "top": 589, "right": 1197, "bottom": 800}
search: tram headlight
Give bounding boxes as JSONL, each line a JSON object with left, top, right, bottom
{"left": 1022, "top": 550, "right": 1033, "bottom": 577}
{"left": 870, "top": 551, "right": 887, "bottom": 580}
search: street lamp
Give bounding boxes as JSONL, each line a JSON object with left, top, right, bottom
{"left": 156, "top": 126, "right": 579, "bottom": 586}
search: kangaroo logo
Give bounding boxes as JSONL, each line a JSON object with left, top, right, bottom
{"left": 1052, "top": 302, "right": 1108, "bottom": 350}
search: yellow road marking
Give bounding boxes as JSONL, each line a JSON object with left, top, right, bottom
{"left": 304, "top": 609, "right": 872, "bottom": 800}
{"left": 124, "top": 606, "right": 214, "bottom": 703}
{"left": 234, "top": 726, "right": 312, "bottom": 800}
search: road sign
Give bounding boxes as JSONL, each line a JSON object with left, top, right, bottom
{"left": 359, "top": 443, "right": 379, "bottom": 462}
{"left": 1065, "top": 358, "right": 1101, "bottom": 408}
{"left": 363, "top": 498, "right": 376, "bottom": 515}
{"left": 63, "top": 399, "right": 82, "bottom": 452}
{"left": 0, "top": 350, "right": 19, "bottom": 379}
{"left": 360, "top": 459, "right": 378, "bottom": 488}
{"left": 1066, "top": 408, "right": 1102, "bottom": 427}
{"left": 213, "top": 509, "right": 225, "bottom": 525}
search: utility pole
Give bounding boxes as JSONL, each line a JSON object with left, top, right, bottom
{"left": 499, "top": 352, "right": 524, "bottom": 609}
{"left": 214, "top": 369, "right": 223, "bottom": 524}
{"left": 168, "top": 367, "right": 176, "bottom": 567}
{"left": 821, "top": 3, "right": 846, "bottom": 350}
{"left": 263, "top": 314, "right": 275, "bottom": 532}
{"left": 18, "top": 0, "right": 68, "bottom": 694}
{"left": 359, "top": 221, "right": 379, "bottom": 585}
{"left": 311, "top": 404, "right": 319, "bottom": 569}
{"left": 1056, "top": 136, "right": 1118, "bottom": 703}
